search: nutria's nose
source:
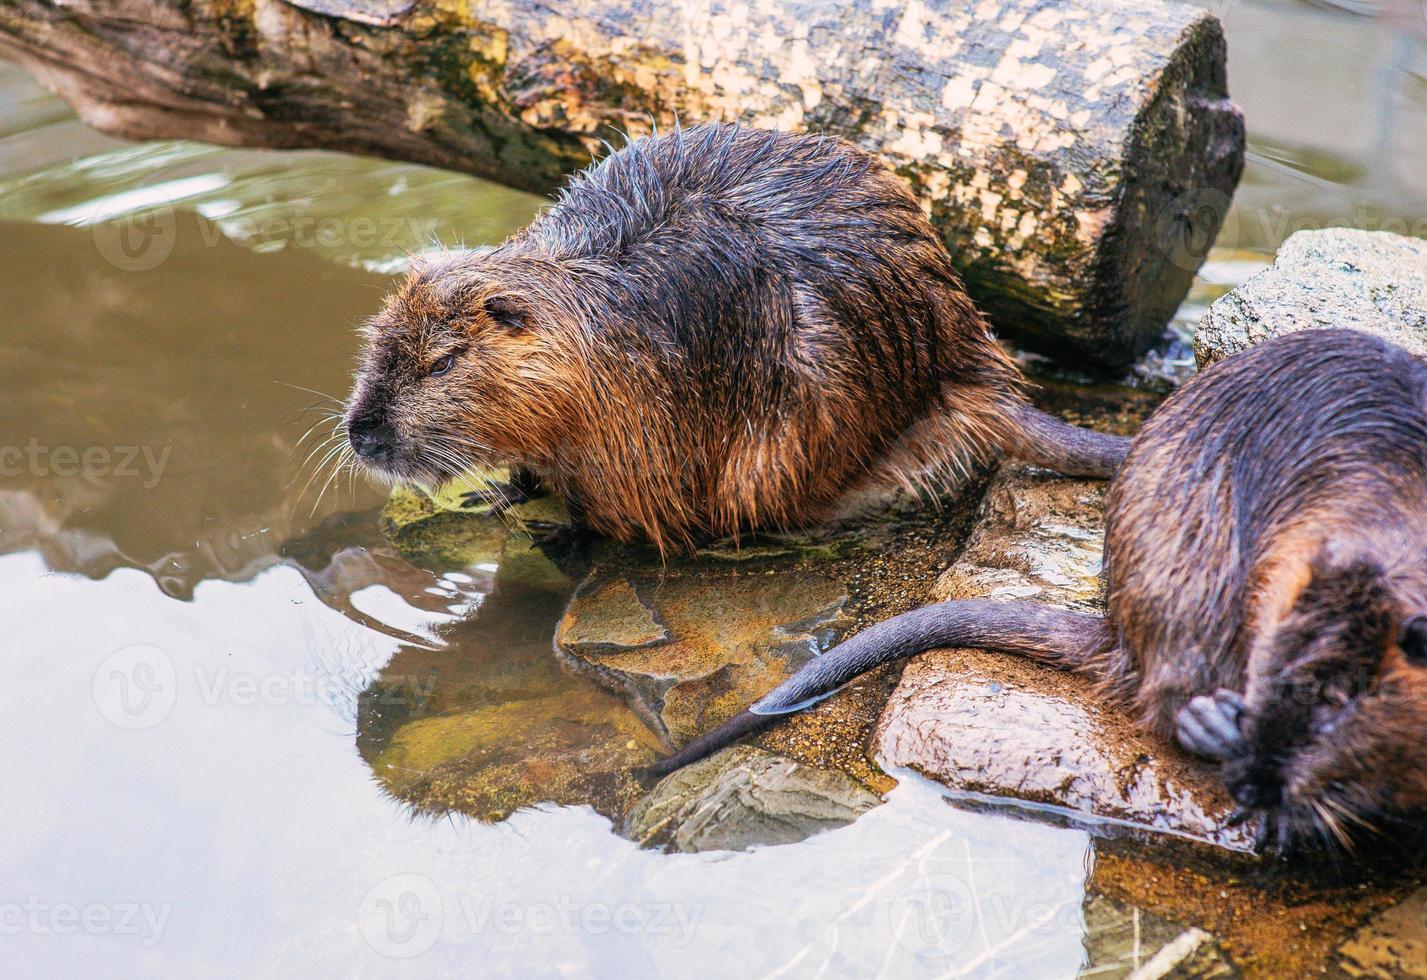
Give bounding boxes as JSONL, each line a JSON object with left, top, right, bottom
{"left": 348, "top": 417, "right": 396, "bottom": 462}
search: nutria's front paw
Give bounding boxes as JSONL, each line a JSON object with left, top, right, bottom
{"left": 459, "top": 480, "right": 537, "bottom": 512}
{"left": 1176, "top": 688, "right": 1248, "bottom": 760}
{"left": 1223, "top": 778, "right": 1299, "bottom": 859}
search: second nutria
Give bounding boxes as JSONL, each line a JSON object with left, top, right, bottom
{"left": 343, "top": 123, "right": 1127, "bottom": 553}
{"left": 655, "top": 329, "right": 1427, "bottom": 857}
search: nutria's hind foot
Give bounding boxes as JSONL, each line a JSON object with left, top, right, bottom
{"left": 1175, "top": 689, "right": 1248, "bottom": 760}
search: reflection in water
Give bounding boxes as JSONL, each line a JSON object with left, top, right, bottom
{"left": 0, "top": 548, "right": 1096, "bottom": 973}
{"left": 0, "top": 216, "right": 390, "bottom": 595}
{"left": 1217, "top": 0, "right": 1427, "bottom": 252}
{"left": 321, "top": 476, "right": 973, "bottom": 826}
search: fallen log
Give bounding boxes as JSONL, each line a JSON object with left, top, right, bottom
{"left": 0, "top": 0, "right": 1243, "bottom": 367}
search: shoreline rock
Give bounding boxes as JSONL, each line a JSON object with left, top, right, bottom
{"left": 1194, "top": 228, "right": 1427, "bottom": 367}
{"left": 554, "top": 569, "right": 853, "bottom": 746}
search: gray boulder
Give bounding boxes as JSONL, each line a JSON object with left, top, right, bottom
{"left": 1194, "top": 228, "right": 1427, "bottom": 367}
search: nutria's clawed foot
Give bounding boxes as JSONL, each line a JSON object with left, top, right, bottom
{"left": 1175, "top": 688, "right": 1248, "bottom": 760}
{"left": 459, "top": 475, "right": 540, "bottom": 513}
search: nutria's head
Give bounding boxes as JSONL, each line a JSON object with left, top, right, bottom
{"left": 344, "top": 254, "right": 580, "bottom": 486}
{"left": 1228, "top": 555, "right": 1427, "bottom": 854}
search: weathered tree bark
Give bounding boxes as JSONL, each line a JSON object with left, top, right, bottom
{"left": 0, "top": 0, "right": 1243, "bottom": 367}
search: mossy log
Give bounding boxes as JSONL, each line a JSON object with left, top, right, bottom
{"left": 0, "top": 0, "right": 1243, "bottom": 366}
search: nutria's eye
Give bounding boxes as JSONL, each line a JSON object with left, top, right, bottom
{"left": 428, "top": 354, "right": 457, "bottom": 378}
{"left": 1400, "top": 616, "right": 1427, "bottom": 665}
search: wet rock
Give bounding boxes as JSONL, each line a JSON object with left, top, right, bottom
{"left": 554, "top": 578, "right": 669, "bottom": 655}
{"left": 1338, "top": 886, "right": 1427, "bottom": 979}
{"left": 555, "top": 571, "right": 851, "bottom": 745}
{"left": 627, "top": 746, "right": 882, "bottom": 853}
{"left": 875, "top": 464, "right": 1256, "bottom": 852}
{"left": 1194, "top": 228, "right": 1427, "bottom": 368}
{"left": 937, "top": 467, "right": 1108, "bottom": 609}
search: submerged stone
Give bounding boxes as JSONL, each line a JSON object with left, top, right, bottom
{"left": 364, "top": 466, "right": 970, "bottom": 826}
{"left": 555, "top": 570, "right": 851, "bottom": 745}
{"left": 627, "top": 746, "right": 882, "bottom": 853}
{"left": 554, "top": 578, "right": 670, "bottom": 655}
{"left": 369, "top": 682, "right": 665, "bottom": 823}
{"left": 1194, "top": 228, "right": 1427, "bottom": 368}
{"left": 357, "top": 437, "right": 988, "bottom": 833}
{"left": 875, "top": 464, "right": 1256, "bottom": 852}
{"left": 1081, "top": 895, "right": 1233, "bottom": 979}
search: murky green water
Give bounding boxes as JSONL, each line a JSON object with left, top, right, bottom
{"left": 2, "top": 3, "right": 1426, "bottom": 976}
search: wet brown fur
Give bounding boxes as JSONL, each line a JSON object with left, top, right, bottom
{"left": 344, "top": 124, "right": 1125, "bottom": 554}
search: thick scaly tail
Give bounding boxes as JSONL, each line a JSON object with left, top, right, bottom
{"left": 648, "top": 599, "right": 1113, "bottom": 776}
{"left": 1001, "top": 400, "right": 1131, "bottom": 478}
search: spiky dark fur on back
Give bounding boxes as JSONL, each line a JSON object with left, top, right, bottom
{"left": 345, "top": 124, "right": 1124, "bottom": 552}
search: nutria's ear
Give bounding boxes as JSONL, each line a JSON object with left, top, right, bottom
{"left": 1399, "top": 616, "right": 1427, "bottom": 665}
{"left": 483, "top": 295, "right": 528, "bottom": 332}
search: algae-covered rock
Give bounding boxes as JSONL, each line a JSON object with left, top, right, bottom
{"left": 1194, "top": 228, "right": 1427, "bottom": 368}
{"left": 378, "top": 472, "right": 572, "bottom": 589}
{"left": 875, "top": 464, "right": 1256, "bottom": 852}
{"left": 380, "top": 476, "right": 512, "bottom": 568}
{"left": 628, "top": 746, "right": 882, "bottom": 853}
{"left": 555, "top": 571, "right": 851, "bottom": 745}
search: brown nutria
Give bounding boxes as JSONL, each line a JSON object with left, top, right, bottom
{"left": 655, "top": 328, "right": 1427, "bottom": 858}
{"left": 343, "top": 123, "right": 1127, "bottom": 553}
